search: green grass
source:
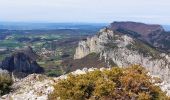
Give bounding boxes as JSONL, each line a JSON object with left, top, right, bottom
{"left": 46, "top": 69, "right": 63, "bottom": 77}
{"left": 0, "top": 55, "right": 6, "bottom": 61}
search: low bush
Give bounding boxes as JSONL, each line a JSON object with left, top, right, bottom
{"left": 49, "top": 65, "right": 169, "bottom": 100}
{"left": 0, "top": 69, "right": 12, "bottom": 96}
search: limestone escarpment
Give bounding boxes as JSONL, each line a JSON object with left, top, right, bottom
{"left": 74, "top": 27, "right": 170, "bottom": 82}
{"left": 0, "top": 46, "right": 44, "bottom": 77}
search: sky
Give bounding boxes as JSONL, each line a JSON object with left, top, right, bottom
{"left": 0, "top": 0, "right": 170, "bottom": 24}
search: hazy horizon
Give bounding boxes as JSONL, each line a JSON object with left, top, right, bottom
{"left": 0, "top": 22, "right": 170, "bottom": 31}
{"left": 0, "top": 0, "right": 170, "bottom": 24}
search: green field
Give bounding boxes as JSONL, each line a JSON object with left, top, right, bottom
{"left": 0, "top": 29, "right": 94, "bottom": 76}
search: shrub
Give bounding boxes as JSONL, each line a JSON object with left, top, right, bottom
{"left": 46, "top": 70, "right": 63, "bottom": 77}
{"left": 49, "top": 65, "right": 169, "bottom": 100}
{"left": 0, "top": 69, "right": 12, "bottom": 96}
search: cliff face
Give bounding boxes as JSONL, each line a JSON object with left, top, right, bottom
{"left": 0, "top": 47, "right": 43, "bottom": 77}
{"left": 74, "top": 28, "right": 112, "bottom": 59}
{"left": 74, "top": 27, "right": 170, "bottom": 82}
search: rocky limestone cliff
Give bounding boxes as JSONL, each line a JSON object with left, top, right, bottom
{"left": 0, "top": 46, "right": 43, "bottom": 77}
{"left": 74, "top": 27, "right": 170, "bottom": 83}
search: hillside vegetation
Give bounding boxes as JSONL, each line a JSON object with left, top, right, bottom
{"left": 49, "top": 65, "right": 169, "bottom": 100}
{"left": 0, "top": 70, "right": 12, "bottom": 96}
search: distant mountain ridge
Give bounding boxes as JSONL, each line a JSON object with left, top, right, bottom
{"left": 109, "top": 21, "right": 170, "bottom": 52}
{"left": 110, "top": 21, "right": 164, "bottom": 37}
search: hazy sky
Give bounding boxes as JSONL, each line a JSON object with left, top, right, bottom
{"left": 0, "top": 0, "right": 170, "bottom": 24}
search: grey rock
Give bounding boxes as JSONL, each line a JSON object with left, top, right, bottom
{"left": 74, "top": 28, "right": 170, "bottom": 83}
{"left": 0, "top": 46, "right": 44, "bottom": 77}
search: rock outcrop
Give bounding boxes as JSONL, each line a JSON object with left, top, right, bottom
{"left": 0, "top": 68, "right": 9, "bottom": 75}
{"left": 74, "top": 27, "right": 170, "bottom": 83}
{"left": 1, "top": 74, "right": 55, "bottom": 100}
{"left": 0, "top": 68, "right": 104, "bottom": 100}
{"left": 0, "top": 46, "right": 43, "bottom": 77}
{"left": 2, "top": 67, "right": 170, "bottom": 100}
{"left": 109, "top": 21, "right": 170, "bottom": 52}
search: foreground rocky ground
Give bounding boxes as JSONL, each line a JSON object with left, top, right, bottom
{"left": 1, "top": 74, "right": 55, "bottom": 100}
{"left": 0, "top": 68, "right": 95, "bottom": 100}
{"left": 1, "top": 67, "right": 170, "bottom": 100}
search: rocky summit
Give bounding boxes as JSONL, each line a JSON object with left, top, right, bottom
{"left": 109, "top": 21, "right": 170, "bottom": 52}
{"left": 74, "top": 26, "right": 170, "bottom": 83}
{"left": 0, "top": 46, "right": 43, "bottom": 77}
